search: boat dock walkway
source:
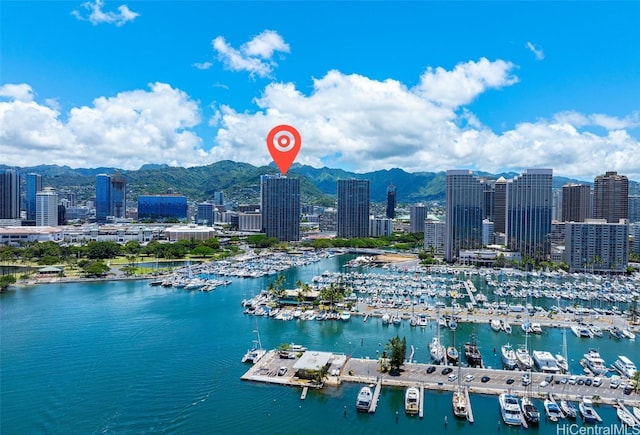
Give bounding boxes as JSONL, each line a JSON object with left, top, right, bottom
{"left": 419, "top": 385, "right": 424, "bottom": 418}
{"left": 464, "top": 386, "right": 474, "bottom": 423}
{"left": 241, "top": 351, "right": 640, "bottom": 409}
{"left": 463, "top": 280, "right": 477, "bottom": 306}
{"left": 369, "top": 378, "right": 382, "bottom": 413}
{"left": 300, "top": 386, "right": 308, "bottom": 400}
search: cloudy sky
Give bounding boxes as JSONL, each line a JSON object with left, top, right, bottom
{"left": 1, "top": 1, "right": 639, "bottom": 181}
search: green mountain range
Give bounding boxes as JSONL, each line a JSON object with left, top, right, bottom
{"left": 3, "top": 161, "right": 639, "bottom": 205}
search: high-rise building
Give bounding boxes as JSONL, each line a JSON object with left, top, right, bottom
{"left": 213, "top": 191, "right": 224, "bottom": 206}
{"left": 482, "top": 178, "right": 494, "bottom": 220}
{"left": 337, "top": 179, "right": 370, "bottom": 238}
{"left": 369, "top": 217, "right": 393, "bottom": 237}
{"left": 593, "top": 171, "right": 628, "bottom": 223}
{"left": 506, "top": 169, "right": 553, "bottom": 261}
{"left": 110, "top": 172, "right": 127, "bottom": 219}
{"left": 424, "top": 219, "right": 445, "bottom": 255}
{"left": 564, "top": 219, "right": 628, "bottom": 273}
{"left": 409, "top": 204, "right": 426, "bottom": 233}
{"left": 444, "top": 170, "right": 484, "bottom": 262}
{"left": 196, "top": 202, "right": 215, "bottom": 226}
{"left": 95, "top": 173, "right": 127, "bottom": 223}
{"left": 493, "top": 177, "right": 507, "bottom": 234}
{"left": 36, "top": 188, "right": 58, "bottom": 226}
{"left": 261, "top": 176, "right": 300, "bottom": 242}
{"left": 386, "top": 184, "right": 396, "bottom": 219}
{"left": 562, "top": 183, "right": 591, "bottom": 222}
{"left": 137, "top": 195, "right": 188, "bottom": 220}
{"left": 95, "top": 174, "right": 112, "bottom": 223}
{"left": 0, "top": 169, "right": 20, "bottom": 219}
{"left": 629, "top": 195, "right": 640, "bottom": 223}
{"left": 26, "top": 173, "right": 42, "bottom": 221}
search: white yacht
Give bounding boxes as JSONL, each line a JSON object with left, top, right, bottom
{"left": 499, "top": 393, "right": 522, "bottom": 426}
{"left": 241, "top": 328, "right": 266, "bottom": 364}
{"left": 355, "top": 386, "right": 373, "bottom": 412}
{"left": 560, "top": 400, "right": 577, "bottom": 419}
{"left": 579, "top": 398, "right": 602, "bottom": 423}
{"left": 571, "top": 324, "right": 593, "bottom": 338}
{"left": 490, "top": 319, "right": 501, "bottom": 332}
{"left": 613, "top": 355, "right": 637, "bottom": 378}
{"left": 452, "top": 389, "right": 468, "bottom": 418}
{"left": 532, "top": 350, "right": 561, "bottom": 374}
{"left": 530, "top": 323, "right": 542, "bottom": 334}
{"left": 544, "top": 395, "right": 564, "bottom": 422}
{"left": 554, "top": 354, "right": 569, "bottom": 373}
{"left": 429, "top": 336, "right": 445, "bottom": 364}
{"left": 516, "top": 346, "right": 533, "bottom": 370}
{"left": 405, "top": 386, "right": 420, "bottom": 415}
{"left": 582, "top": 349, "right": 608, "bottom": 376}
{"left": 501, "top": 344, "right": 517, "bottom": 370}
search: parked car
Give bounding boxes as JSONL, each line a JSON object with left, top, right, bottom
{"left": 465, "top": 374, "right": 475, "bottom": 383}
{"left": 448, "top": 374, "right": 458, "bottom": 382}
{"left": 277, "top": 367, "right": 287, "bottom": 376}
{"left": 441, "top": 367, "right": 453, "bottom": 375}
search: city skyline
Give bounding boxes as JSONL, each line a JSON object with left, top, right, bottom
{"left": 1, "top": 2, "right": 639, "bottom": 180}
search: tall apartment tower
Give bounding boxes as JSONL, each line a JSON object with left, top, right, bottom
{"left": 110, "top": 172, "right": 127, "bottom": 219}
{"left": 261, "top": 176, "right": 300, "bottom": 242}
{"left": 0, "top": 169, "right": 21, "bottom": 219}
{"left": 26, "top": 173, "right": 42, "bottom": 221}
{"left": 506, "top": 169, "right": 553, "bottom": 261}
{"left": 593, "top": 171, "right": 629, "bottom": 223}
{"left": 36, "top": 188, "right": 58, "bottom": 226}
{"left": 337, "top": 179, "right": 370, "bottom": 238}
{"left": 409, "top": 204, "right": 427, "bottom": 233}
{"left": 562, "top": 183, "right": 591, "bottom": 222}
{"left": 95, "top": 174, "right": 112, "bottom": 223}
{"left": 444, "top": 170, "right": 484, "bottom": 262}
{"left": 493, "top": 177, "right": 507, "bottom": 234}
{"left": 386, "top": 183, "right": 396, "bottom": 219}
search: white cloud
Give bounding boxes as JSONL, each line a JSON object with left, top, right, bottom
{"left": 212, "top": 30, "right": 290, "bottom": 78}
{"left": 526, "top": 41, "right": 545, "bottom": 60}
{"left": 209, "top": 59, "right": 639, "bottom": 180}
{"left": 193, "top": 62, "right": 213, "bottom": 70}
{"left": 0, "top": 83, "right": 35, "bottom": 102}
{"left": 72, "top": 0, "right": 139, "bottom": 26}
{"left": 2, "top": 58, "right": 638, "bottom": 180}
{"left": 0, "top": 83, "right": 202, "bottom": 169}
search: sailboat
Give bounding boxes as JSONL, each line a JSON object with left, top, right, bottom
{"left": 430, "top": 306, "right": 445, "bottom": 364}
{"left": 516, "top": 302, "right": 533, "bottom": 370}
{"left": 452, "top": 362, "right": 468, "bottom": 418}
{"left": 241, "top": 324, "right": 266, "bottom": 364}
{"left": 555, "top": 325, "right": 570, "bottom": 373}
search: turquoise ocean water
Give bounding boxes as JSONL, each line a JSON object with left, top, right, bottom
{"left": 1, "top": 255, "right": 637, "bottom": 434}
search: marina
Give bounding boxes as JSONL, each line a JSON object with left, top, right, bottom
{"left": 2, "top": 252, "right": 639, "bottom": 434}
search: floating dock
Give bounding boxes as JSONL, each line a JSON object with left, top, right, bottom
{"left": 465, "top": 386, "right": 474, "bottom": 423}
{"left": 463, "top": 280, "right": 477, "bottom": 306}
{"left": 369, "top": 379, "right": 382, "bottom": 413}
{"left": 300, "top": 386, "right": 308, "bottom": 400}
{"left": 419, "top": 385, "right": 424, "bottom": 418}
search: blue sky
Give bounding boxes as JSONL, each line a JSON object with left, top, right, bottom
{"left": 1, "top": 1, "right": 639, "bottom": 181}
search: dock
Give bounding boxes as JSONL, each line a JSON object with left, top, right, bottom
{"left": 369, "top": 378, "right": 382, "bottom": 413}
{"left": 300, "top": 386, "right": 308, "bottom": 400}
{"left": 463, "top": 280, "right": 477, "bottom": 306}
{"left": 464, "top": 386, "right": 474, "bottom": 423}
{"left": 419, "top": 385, "right": 424, "bottom": 418}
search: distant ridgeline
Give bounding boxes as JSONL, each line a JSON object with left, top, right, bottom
{"left": 2, "top": 161, "right": 638, "bottom": 205}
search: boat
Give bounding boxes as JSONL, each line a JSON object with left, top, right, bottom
{"left": 241, "top": 327, "right": 266, "bottom": 364}
{"left": 340, "top": 311, "right": 351, "bottom": 321}
{"left": 501, "top": 343, "right": 517, "bottom": 370}
{"left": 579, "top": 398, "right": 602, "bottom": 423}
{"left": 583, "top": 349, "right": 608, "bottom": 376}
{"left": 521, "top": 396, "right": 540, "bottom": 425}
{"left": 589, "top": 325, "right": 603, "bottom": 337}
{"left": 554, "top": 354, "right": 569, "bottom": 373}
{"left": 532, "top": 350, "right": 561, "bottom": 374}
{"left": 613, "top": 355, "right": 637, "bottom": 378}
{"left": 405, "top": 386, "right": 420, "bottom": 415}
{"left": 609, "top": 326, "right": 625, "bottom": 339}
{"left": 633, "top": 406, "right": 640, "bottom": 422}
{"left": 515, "top": 346, "right": 533, "bottom": 371}
{"left": 544, "top": 397, "right": 564, "bottom": 422}
{"left": 622, "top": 328, "right": 636, "bottom": 340}
{"left": 464, "top": 332, "right": 483, "bottom": 368}
{"left": 452, "top": 389, "right": 468, "bottom": 418}
{"left": 418, "top": 314, "right": 428, "bottom": 327}
{"left": 560, "top": 400, "right": 577, "bottom": 419}
{"left": 446, "top": 346, "right": 459, "bottom": 365}
{"left": 530, "top": 322, "right": 542, "bottom": 334}
{"left": 498, "top": 393, "right": 522, "bottom": 426}
{"left": 355, "top": 386, "right": 373, "bottom": 412}
{"left": 503, "top": 322, "right": 512, "bottom": 334}
{"left": 391, "top": 312, "right": 402, "bottom": 325}
{"left": 490, "top": 319, "right": 501, "bottom": 332}
{"left": 381, "top": 313, "right": 390, "bottom": 325}
{"left": 448, "top": 319, "right": 458, "bottom": 330}
{"left": 616, "top": 406, "right": 637, "bottom": 428}
{"left": 571, "top": 324, "right": 593, "bottom": 338}
{"left": 430, "top": 336, "right": 445, "bottom": 364}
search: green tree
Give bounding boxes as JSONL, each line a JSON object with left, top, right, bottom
{"left": 0, "top": 275, "right": 17, "bottom": 291}
{"left": 385, "top": 335, "right": 407, "bottom": 374}
{"left": 81, "top": 260, "right": 110, "bottom": 277}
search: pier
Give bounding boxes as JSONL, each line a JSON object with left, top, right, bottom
{"left": 300, "top": 386, "right": 308, "bottom": 400}
{"left": 463, "top": 280, "right": 477, "bottom": 306}
{"left": 419, "top": 385, "right": 424, "bottom": 418}
{"left": 369, "top": 378, "right": 382, "bottom": 413}
{"left": 464, "top": 386, "right": 474, "bottom": 423}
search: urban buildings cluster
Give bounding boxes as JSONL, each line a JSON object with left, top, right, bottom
{"left": 1, "top": 167, "right": 639, "bottom": 272}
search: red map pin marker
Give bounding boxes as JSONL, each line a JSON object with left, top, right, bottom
{"left": 266, "top": 125, "right": 301, "bottom": 175}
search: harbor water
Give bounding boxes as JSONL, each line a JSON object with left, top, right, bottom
{"left": 1, "top": 254, "right": 637, "bottom": 434}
